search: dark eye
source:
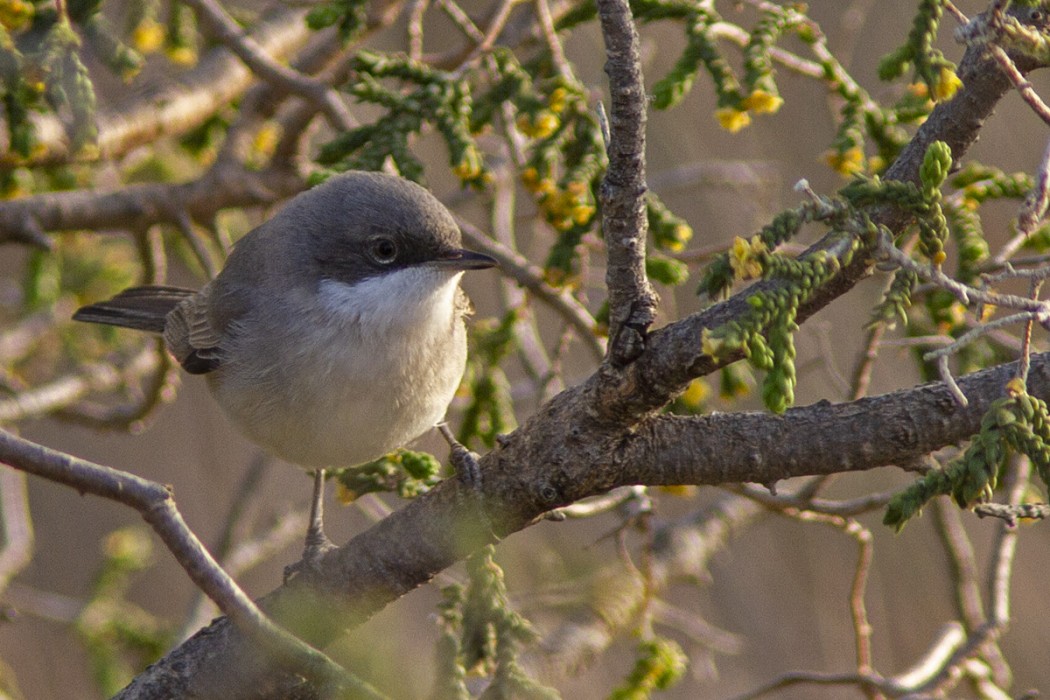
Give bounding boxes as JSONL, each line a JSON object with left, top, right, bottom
{"left": 370, "top": 237, "right": 398, "bottom": 264}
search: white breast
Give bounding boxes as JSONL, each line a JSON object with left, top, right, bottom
{"left": 209, "top": 267, "right": 469, "bottom": 468}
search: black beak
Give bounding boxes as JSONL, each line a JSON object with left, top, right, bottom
{"left": 431, "top": 248, "right": 499, "bottom": 271}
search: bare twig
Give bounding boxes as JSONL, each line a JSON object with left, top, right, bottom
{"left": 0, "top": 468, "right": 33, "bottom": 595}
{"left": 933, "top": 499, "right": 987, "bottom": 627}
{"left": 534, "top": 0, "right": 572, "bottom": 79}
{"left": 728, "top": 483, "right": 896, "bottom": 517}
{"left": 453, "top": 0, "right": 521, "bottom": 72}
{"left": 5, "top": 6, "right": 315, "bottom": 166}
{"left": 0, "top": 429, "right": 381, "bottom": 699}
{"left": 436, "top": 0, "right": 486, "bottom": 42}
{"left": 408, "top": 0, "right": 428, "bottom": 60}
{"left": 183, "top": 0, "right": 355, "bottom": 130}
{"left": 457, "top": 217, "right": 605, "bottom": 361}
{"left": 985, "top": 44, "right": 1050, "bottom": 126}
{"left": 54, "top": 344, "right": 179, "bottom": 432}
{"left": 0, "top": 166, "right": 303, "bottom": 246}
{"left": 0, "top": 347, "right": 158, "bottom": 423}
{"left": 975, "top": 501, "right": 1050, "bottom": 524}
{"left": 878, "top": 231, "right": 1050, "bottom": 314}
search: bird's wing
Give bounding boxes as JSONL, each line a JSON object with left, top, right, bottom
{"left": 73, "top": 286, "right": 196, "bottom": 333}
{"left": 164, "top": 284, "right": 226, "bottom": 375}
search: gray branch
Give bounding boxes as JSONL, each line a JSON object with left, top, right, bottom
{"left": 596, "top": 0, "right": 659, "bottom": 367}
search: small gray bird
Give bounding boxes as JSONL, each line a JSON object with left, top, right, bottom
{"left": 74, "top": 171, "right": 497, "bottom": 557}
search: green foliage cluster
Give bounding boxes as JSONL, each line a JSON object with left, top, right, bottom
{"left": 0, "top": 0, "right": 207, "bottom": 164}
{"left": 330, "top": 449, "right": 443, "bottom": 501}
{"left": 878, "top": 0, "right": 959, "bottom": 100}
{"left": 702, "top": 243, "right": 854, "bottom": 414}
{"left": 885, "top": 382, "right": 1050, "bottom": 531}
{"left": 304, "top": 0, "right": 370, "bottom": 41}
{"left": 75, "top": 527, "right": 172, "bottom": 696}
{"left": 433, "top": 547, "right": 558, "bottom": 699}
{"left": 647, "top": 3, "right": 799, "bottom": 130}
{"left": 459, "top": 311, "right": 518, "bottom": 451}
{"left": 315, "top": 50, "right": 486, "bottom": 186}
{"left": 697, "top": 142, "right": 963, "bottom": 414}
{"left": 608, "top": 638, "right": 688, "bottom": 700}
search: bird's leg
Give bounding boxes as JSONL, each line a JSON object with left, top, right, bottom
{"left": 436, "top": 423, "right": 482, "bottom": 490}
{"left": 284, "top": 468, "right": 337, "bottom": 581}
{"left": 305, "top": 468, "right": 335, "bottom": 553}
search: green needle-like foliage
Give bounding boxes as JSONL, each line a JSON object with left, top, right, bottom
{"left": 885, "top": 381, "right": 1050, "bottom": 531}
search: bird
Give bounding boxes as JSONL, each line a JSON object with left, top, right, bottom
{"left": 74, "top": 170, "right": 498, "bottom": 562}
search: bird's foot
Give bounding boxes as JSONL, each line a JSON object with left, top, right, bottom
{"left": 284, "top": 523, "right": 338, "bottom": 582}
{"left": 284, "top": 469, "right": 337, "bottom": 582}
{"left": 436, "top": 423, "right": 482, "bottom": 491}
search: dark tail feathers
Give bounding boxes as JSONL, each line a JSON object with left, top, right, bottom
{"left": 73, "top": 286, "right": 196, "bottom": 333}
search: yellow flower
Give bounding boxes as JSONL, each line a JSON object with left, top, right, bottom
{"left": 534, "top": 178, "right": 557, "bottom": 197}
{"left": 549, "top": 87, "right": 569, "bottom": 113}
{"left": 132, "top": 18, "right": 165, "bottom": 53}
{"left": 566, "top": 180, "right": 587, "bottom": 196}
{"left": 516, "top": 111, "right": 559, "bottom": 139}
{"left": 572, "top": 204, "right": 595, "bottom": 225}
{"left": 716, "top": 107, "right": 751, "bottom": 133}
{"left": 251, "top": 122, "right": 280, "bottom": 159}
{"left": 907, "top": 82, "right": 929, "bottom": 99}
{"left": 680, "top": 378, "right": 709, "bottom": 408}
{"left": 659, "top": 485, "right": 698, "bottom": 497}
{"left": 729, "top": 235, "right": 766, "bottom": 280}
{"left": 823, "top": 146, "right": 865, "bottom": 177}
{"left": 167, "top": 46, "right": 198, "bottom": 66}
{"left": 0, "top": 0, "right": 33, "bottom": 30}
{"left": 931, "top": 250, "right": 947, "bottom": 266}
{"left": 933, "top": 67, "right": 962, "bottom": 102}
{"left": 742, "top": 89, "right": 784, "bottom": 115}
{"left": 662, "top": 223, "right": 693, "bottom": 253}
{"left": 335, "top": 482, "right": 359, "bottom": 505}
{"left": 452, "top": 146, "right": 484, "bottom": 181}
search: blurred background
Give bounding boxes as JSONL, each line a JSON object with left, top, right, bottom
{"left": 1, "top": 0, "right": 1049, "bottom": 697}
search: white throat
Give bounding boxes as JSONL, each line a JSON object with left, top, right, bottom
{"left": 318, "top": 266, "right": 464, "bottom": 338}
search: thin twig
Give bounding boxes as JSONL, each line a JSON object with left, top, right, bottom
{"left": 534, "top": 0, "right": 572, "bottom": 79}
{"left": 0, "top": 468, "right": 33, "bottom": 595}
{"left": 0, "top": 347, "right": 158, "bottom": 423}
{"left": 454, "top": 0, "right": 521, "bottom": 72}
{"left": 0, "top": 429, "right": 383, "bottom": 699}
{"left": 457, "top": 217, "right": 605, "bottom": 361}
{"left": 985, "top": 44, "right": 1050, "bottom": 126}
{"left": 183, "top": 0, "right": 355, "bottom": 130}
{"left": 408, "top": 0, "right": 428, "bottom": 60}
{"left": 878, "top": 230, "right": 1050, "bottom": 314}
{"left": 1017, "top": 279, "right": 1043, "bottom": 384}
{"left": 933, "top": 499, "right": 986, "bottom": 627}
{"left": 728, "top": 484, "right": 896, "bottom": 517}
{"left": 436, "top": 0, "right": 486, "bottom": 42}
{"left": 975, "top": 501, "right": 1050, "bottom": 524}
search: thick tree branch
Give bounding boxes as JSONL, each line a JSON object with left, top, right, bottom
{"left": 116, "top": 350, "right": 1050, "bottom": 698}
